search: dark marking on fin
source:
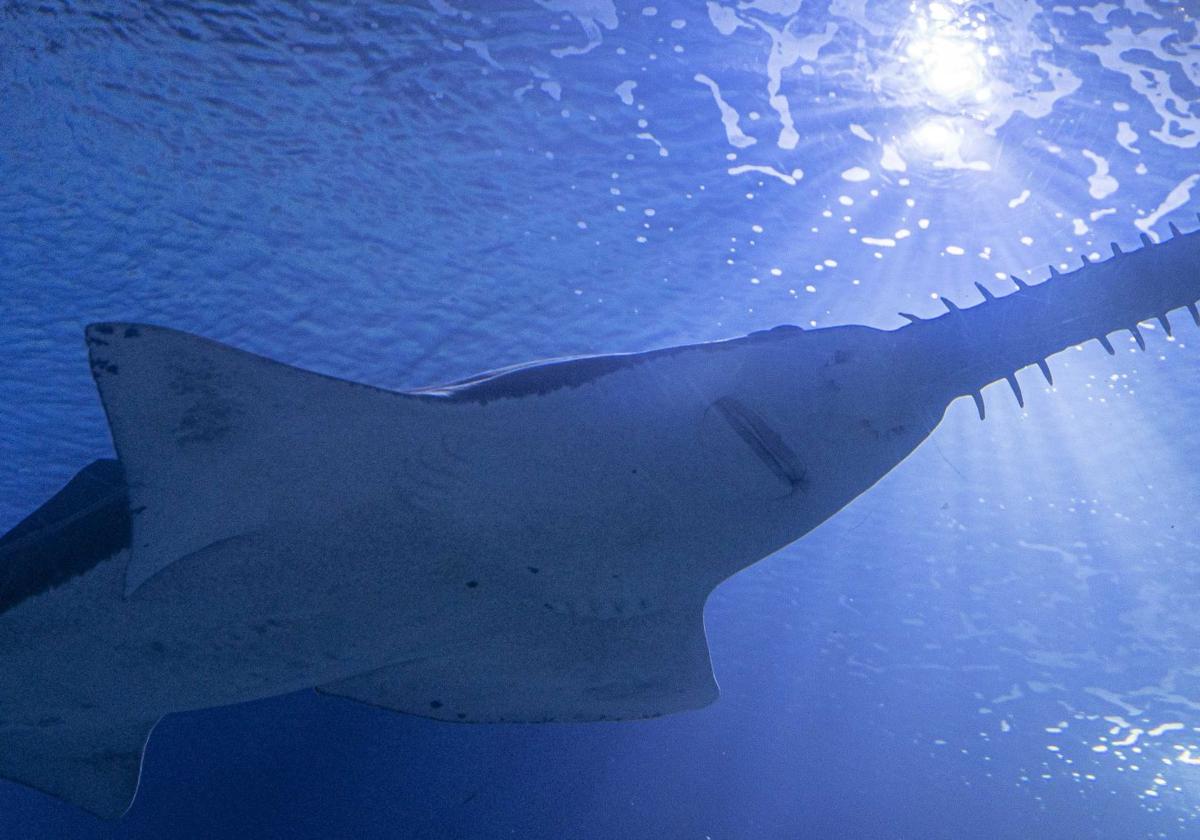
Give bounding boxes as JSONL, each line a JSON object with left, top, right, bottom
{"left": 0, "top": 460, "right": 130, "bottom": 616}
{"left": 712, "top": 396, "right": 806, "bottom": 492}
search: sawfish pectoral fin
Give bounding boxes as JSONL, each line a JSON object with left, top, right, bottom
{"left": 316, "top": 605, "right": 718, "bottom": 723}
{"left": 83, "top": 322, "right": 434, "bottom": 596}
{"left": 0, "top": 715, "right": 158, "bottom": 819}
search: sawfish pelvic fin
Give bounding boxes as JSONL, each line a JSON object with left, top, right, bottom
{"left": 905, "top": 216, "right": 1200, "bottom": 418}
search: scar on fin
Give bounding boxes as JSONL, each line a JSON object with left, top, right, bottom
{"left": 711, "top": 396, "right": 806, "bottom": 492}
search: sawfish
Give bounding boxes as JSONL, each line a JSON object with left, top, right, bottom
{"left": 2, "top": 219, "right": 1198, "bottom": 818}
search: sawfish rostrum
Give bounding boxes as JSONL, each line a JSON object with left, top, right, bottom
{"left": 2, "top": 219, "right": 1199, "bottom": 817}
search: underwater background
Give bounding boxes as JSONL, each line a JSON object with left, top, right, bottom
{"left": 3, "top": 0, "right": 1200, "bottom": 837}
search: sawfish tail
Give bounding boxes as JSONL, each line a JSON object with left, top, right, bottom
{"left": 901, "top": 215, "right": 1200, "bottom": 418}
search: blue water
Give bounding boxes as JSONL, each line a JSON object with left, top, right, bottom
{"left": 3, "top": 1, "right": 1200, "bottom": 837}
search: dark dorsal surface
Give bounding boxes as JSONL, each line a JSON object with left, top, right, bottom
{"left": 0, "top": 459, "right": 130, "bottom": 614}
{"left": 410, "top": 324, "right": 805, "bottom": 403}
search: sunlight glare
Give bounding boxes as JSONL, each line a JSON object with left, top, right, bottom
{"left": 911, "top": 118, "right": 959, "bottom": 155}
{"left": 902, "top": 2, "right": 994, "bottom": 106}
{"left": 919, "top": 36, "right": 984, "bottom": 99}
